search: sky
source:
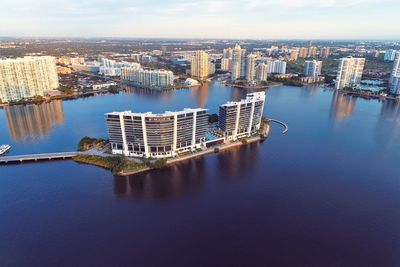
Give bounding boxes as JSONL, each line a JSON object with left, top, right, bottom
{"left": 1, "top": 0, "right": 399, "bottom": 39}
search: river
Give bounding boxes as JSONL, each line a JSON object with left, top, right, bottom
{"left": 0, "top": 82, "right": 399, "bottom": 266}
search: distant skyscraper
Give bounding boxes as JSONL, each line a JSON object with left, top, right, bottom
{"left": 267, "top": 60, "right": 287, "bottom": 74}
{"left": 289, "top": 50, "right": 298, "bottom": 61}
{"left": 256, "top": 63, "right": 268, "bottom": 81}
{"left": 390, "top": 76, "right": 400, "bottom": 95}
{"left": 231, "top": 44, "right": 246, "bottom": 80}
{"left": 307, "top": 40, "right": 313, "bottom": 47}
{"left": 299, "top": 47, "right": 308, "bottom": 58}
{"left": 320, "top": 47, "right": 331, "bottom": 58}
{"left": 223, "top": 48, "right": 233, "bottom": 59}
{"left": 221, "top": 58, "right": 232, "bottom": 71}
{"left": 335, "top": 57, "right": 365, "bottom": 90}
{"left": 191, "top": 51, "right": 209, "bottom": 80}
{"left": 208, "top": 62, "right": 216, "bottom": 76}
{"left": 245, "top": 54, "right": 257, "bottom": 81}
{"left": 0, "top": 56, "right": 59, "bottom": 103}
{"left": 389, "top": 51, "right": 400, "bottom": 94}
{"left": 304, "top": 60, "right": 322, "bottom": 77}
{"left": 161, "top": 45, "right": 167, "bottom": 55}
{"left": 308, "top": 47, "right": 317, "bottom": 58}
{"left": 384, "top": 49, "right": 397, "bottom": 61}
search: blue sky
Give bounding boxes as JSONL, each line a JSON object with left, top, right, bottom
{"left": 1, "top": 0, "right": 399, "bottom": 39}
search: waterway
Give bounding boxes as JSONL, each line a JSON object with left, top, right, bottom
{"left": 1, "top": 82, "right": 400, "bottom": 266}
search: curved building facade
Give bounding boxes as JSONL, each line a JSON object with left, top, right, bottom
{"left": 106, "top": 108, "right": 208, "bottom": 158}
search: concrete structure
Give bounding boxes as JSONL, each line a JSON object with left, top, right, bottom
{"left": 389, "top": 51, "right": 400, "bottom": 93}
{"left": 0, "top": 56, "right": 59, "bottom": 103}
{"left": 320, "top": 47, "right": 331, "bottom": 58}
{"left": 267, "top": 60, "right": 287, "bottom": 74}
{"left": 58, "top": 57, "right": 85, "bottom": 65}
{"left": 121, "top": 67, "right": 174, "bottom": 90}
{"left": 299, "top": 47, "right": 308, "bottom": 58}
{"left": 289, "top": 50, "right": 298, "bottom": 61}
{"left": 308, "top": 47, "right": 317, "bottom": 58}
{"left": 191, "top": 51, "right": 209, "bottom": 80}
{"left": 221, "top": 58, "right": 231, "bottom": 71}
{"left": 245, "top": 54, "right": 257, "bottom": 81}
{"left": 208, "top": 62, "right": 216, "bottom": 76}
{"left": 255, "top": 63, "right": 268, "bottom": 81}
{"left": 106, "top": 108, "right": 209, "bottom": 158}
{"left": 223, "top": 48, "right": 233, "bottom": 59}
{"left": 335, "top": 57, "right": 365, "bottom": 90}
{"left": 389, "top": 76, "right": 400, "bottom": 95}
{"left": 219, "top": 92, "right": 265, "bottom": 141}
{"left": 0, "top": 152, "right": 79, "bottom": 164}
{"left": 300, "top": 76, "right": 325, "bottom": 84}
{"left": 231, "top": 44, "right": 246, "bottom": 80}
{"left": 384, "top": 49, "right": 397, "bottom": 61}
{"left": 304, "top": 60, "right": 322, "bottom": 77}
{"left": 99, "top": 59, "right": 138, "bottom": 77}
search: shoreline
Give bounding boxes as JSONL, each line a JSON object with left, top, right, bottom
{"left": 117, "top": 135, "right": 264, "bottom": 176}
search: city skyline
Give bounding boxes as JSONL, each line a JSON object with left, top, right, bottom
{"left": 1, "top": 0, "right": 400, "bottom": 40}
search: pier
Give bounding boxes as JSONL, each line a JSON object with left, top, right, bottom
{"left": 0, "top": 152, "right": 80, "bottom": 164}
{"left": 268, "top": 119, "right": 289, "bottom": 134}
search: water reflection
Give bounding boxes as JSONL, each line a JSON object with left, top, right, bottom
{"left": 217, "top": 142, "right": 260, "bottom": 183}
{"left": 191, "top": 82, "right": 209, "bottom": 108}
{"left": 376, "top": 100, "right": 400, "bottom": 150}
{"left": 114, "top": 158, "right": 206, "bottom": 200}
{"left": 122, "top": 85, "right": 173, "bottom": 101}
{"left": 4, "top": 100, "right": 64, "bottom": 142}
{"left": 330, "top": 91, "right": 357, "bottom": 122}
{"left": 300, "top": 85, "right": 319, "bottom": 100}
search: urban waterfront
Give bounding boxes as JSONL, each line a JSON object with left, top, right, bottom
{"left": 1, "top": 82, "right": 400, "bottom": 266}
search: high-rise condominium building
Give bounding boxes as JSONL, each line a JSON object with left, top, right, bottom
{"left": 208, "top": 62, "right": 216, "bottom": 76}
{"left": 299, "top": 47, "right": 308, "bottom": 58}
{"left": 245, "top": 54, "right": 257, "bottom": 81}
{"left": 335, "top": 57, "right": 365, "bottom": 90}
{"left": 256, "top": 63, "right": 268, "bottom": 81}
{"left": 221, "top": 58, "right": 232, "bottom": 71}
{"left": 106, "top": 108, "right": 208, "bottom": 158}
{"left": 219, "top": 92, "right": 265, "bottom": 141}
{"left": 289, "top": 50, "right": 298, "bottom": 61}
{"left": 0, "top": 56, "right": 59, "bottom": 103}
{"left": 308, "top": 47, "right": 317, "bottom": 58}
{"left": 121, "top": 67, "right": 174, "bottom": 89}
{"left": 267, "top": 60, "right": 287, "bottom": 74}
{"left": 389, "top": 52, "right": 400, "bottom": 95}
{"left": 384, "top": 49, "right": 397, "bottom": 61}
{"left": 231, "top": 44, "right": 246, "bottom": 80}
{"left": 223, "top": 48, "right": 233, "bottom": 59}
{"left": 304, "top": 60, "right": 323, "bottom": 77}
{"left": 390, "top": 76, "right": 400, "bottom": 95}
{"left": 191, "top": 51, "right": 209, "bottom": 80}
{"left": 320, "top": 47, "right": 331, "bottom": 58}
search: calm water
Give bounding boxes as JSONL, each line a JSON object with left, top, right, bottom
{"left": 0, "top": 82, "right": 399, "bottom": 266}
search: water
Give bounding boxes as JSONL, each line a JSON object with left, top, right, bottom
{"left": 0, "top": 82, "right": 399, "bottom": 266}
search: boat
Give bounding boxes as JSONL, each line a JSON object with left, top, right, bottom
{"left": 0, "top": 145, "right": 11, "bottom": 156}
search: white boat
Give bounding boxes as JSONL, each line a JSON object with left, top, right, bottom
{"left": 0, "top": 145, "right": 11, "bottom": 156}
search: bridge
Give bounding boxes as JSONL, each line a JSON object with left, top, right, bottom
{"left": 0, "top": 152, "right": 80, "bottom": 164}
{"left": 268, "top": 119, "right": 289, "bottom": 134}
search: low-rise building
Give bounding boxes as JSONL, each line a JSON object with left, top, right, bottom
{"left": 121, "top": 68, "right": 174, "bottom": 90}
